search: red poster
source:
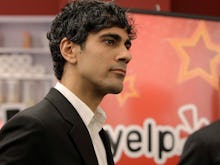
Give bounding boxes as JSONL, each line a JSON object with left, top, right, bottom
{"left": 101, "top": 13, "right": 220, "bottom": 165}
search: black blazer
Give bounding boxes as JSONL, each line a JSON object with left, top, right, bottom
{"left": 178, "top": 120, "right": 220, "bottom": 165}
{"left": 0, "top": 88, "right": 114, "bottom": 165}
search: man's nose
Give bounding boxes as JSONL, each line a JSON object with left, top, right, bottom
{"left": 116, "top": 48, "right": 132, "bottom": 64}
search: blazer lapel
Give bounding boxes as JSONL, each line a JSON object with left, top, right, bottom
{"left": 45, "top": 88, "right": 98, "bottom": 165}
{"left": 69, "top": 122, "right": 99, "bottom": 165}
{"left": 99, "top": 129, "right": 115, "bottom": 165}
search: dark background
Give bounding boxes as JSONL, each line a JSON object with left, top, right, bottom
{"left": 0, "top": 0, "right": 219, "bottom": 18}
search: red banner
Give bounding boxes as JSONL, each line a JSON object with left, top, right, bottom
{"left": 101, "top": 13, "right": 220, "bottom": 164}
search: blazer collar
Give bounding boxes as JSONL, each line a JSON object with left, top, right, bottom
{"left": 45, "top": 88, "right": 99, "bottom": 165}
{"left": 99, "top": 129, "right": 115, "bottom": 165}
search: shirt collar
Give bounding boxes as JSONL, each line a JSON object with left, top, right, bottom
{"left": 92, "top": 107, "right": 107, "bottom": 132}
{"left": 54, "top": 82, "right": 106, "bottom": 127}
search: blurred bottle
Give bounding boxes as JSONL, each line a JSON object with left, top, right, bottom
{"left": 0, "top": 80, "right": 4, "bottom": 103}
{"left": 23, "top": 32, "right": 31, "bottom": 48}
{"left": 22, "top": 80, "right": 35, "bottom": 106}
{"left": 6, "top": 79, "right": 20, "bottom": 103}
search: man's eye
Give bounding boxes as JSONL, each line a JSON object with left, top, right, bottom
{"left": 105, "top": 39, "right": 115, "bottom": 45}
{"left": 125, "top": 42, "right": 131, "bottom": 50}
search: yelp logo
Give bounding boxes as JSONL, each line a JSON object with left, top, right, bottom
{"left": 105, "top": 104, "right": 210, "bottom": 164}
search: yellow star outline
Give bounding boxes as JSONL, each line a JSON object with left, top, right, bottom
{"left": 169, "top": 21, "right": 220, "bottom": 90}
{"left": 116, "top": 75, "right": 139, "bottom": 106}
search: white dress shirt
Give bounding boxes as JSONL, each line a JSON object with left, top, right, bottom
{"left": 54, "top": 82, "right": 107, "bottom": 165}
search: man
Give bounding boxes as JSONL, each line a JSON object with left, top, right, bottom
{"left": 178, "top": 120, "right": 220, "bottom": 165}
{"left": 0, "top": 0, "right": 136, "bottom": 165}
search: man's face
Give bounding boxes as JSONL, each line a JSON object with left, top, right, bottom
{"left": 77, "top": 27, "right": 132, "bottom": 95}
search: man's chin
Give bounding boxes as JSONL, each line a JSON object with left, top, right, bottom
{"left": 108, "top": 86, "right": 123, "bottom": 94}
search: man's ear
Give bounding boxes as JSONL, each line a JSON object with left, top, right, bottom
{"left": 60, "top": 37, "right": 80, "bottom": 64}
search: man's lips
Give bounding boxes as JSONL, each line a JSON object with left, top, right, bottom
{"left": 110, "top": 68, "right": 126, "bottom": 76}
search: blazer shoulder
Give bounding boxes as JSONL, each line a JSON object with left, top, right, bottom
{"left": 187, "top": 119, "right": 220, "bottom": 145}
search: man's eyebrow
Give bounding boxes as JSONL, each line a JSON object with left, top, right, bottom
{"left": 100, "top": 33, "right": 122, "bottom": 40}
{"left": 100, "top": 33, "right": 131, "bottom": 43}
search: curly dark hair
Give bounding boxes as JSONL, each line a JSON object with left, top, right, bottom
{"left": 47, "top": 0, "right": 136, "bottom": 80}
